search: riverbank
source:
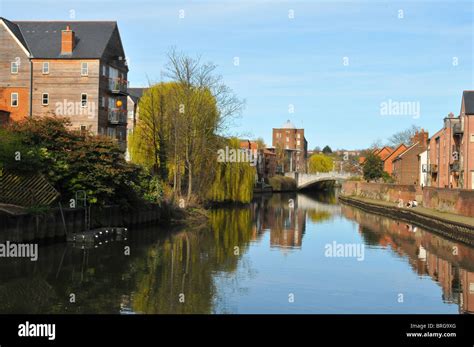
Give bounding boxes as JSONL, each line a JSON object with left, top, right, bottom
{"left": 339, "top": 195, "right": 474, "bottom": 246}
{"left": 0, "top": 203, "right": 175, "bottom": 243}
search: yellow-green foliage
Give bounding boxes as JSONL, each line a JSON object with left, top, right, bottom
{"left": 269, "top": 176, "right": 297, "bottom": 191}
{"left": 207, "top": 138, "right": 255, "bottom": 203}
{"left": 308, "top": 153, "right": 333, "bottom": 173}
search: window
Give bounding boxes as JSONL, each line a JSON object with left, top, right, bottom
{"left": 11, "top": 61, "right": 19, "bottom": 74}
{"left": 80, "top": 125, "right": 87, "bottom": 134}
{"left": 286, "top": 137, "right": 289, "bottom": 142}
{"left": 107, "top": 127, "right": 116, "bottom": 138}
{"left": 297, "top": 140, "right": 301, "bottom": 146}
{"left": 11, "top": 93, "right": 18, "bottom": 107}
{"left": 102, "top": 65, "right": 107, "bottom": 76}
{"left": 42, "top": 93, "right": 49, "bottom": 105}
{"left": 297, "top": 133, "right": 300, "bottom": 139}
{"left": 81, "top": 93, "right": 88, "bottom": 107}
{"left": 470, "top": 133, "right": 474, "bottom": 143}
{"left": 81, "top": 62, "right": 89, "bottom": 76}
{"left": 42, "top": 62, "right": 49, "bottom": 74}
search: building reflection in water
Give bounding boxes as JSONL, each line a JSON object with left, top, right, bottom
{"left": 251, "top": 190, "right": 340, "bottom": 249}
{"left": 341, "top": 204, "right": 474, "bottom": 314}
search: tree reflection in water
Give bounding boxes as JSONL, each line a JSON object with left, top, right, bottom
{"left": 0, "top": 191, "right": 473, "bottom": 313}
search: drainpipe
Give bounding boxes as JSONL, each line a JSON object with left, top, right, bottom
{"left": 29, "top": 59, "right": 33, "bottom": 118}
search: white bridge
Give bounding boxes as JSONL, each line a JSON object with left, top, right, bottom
{"left": 285, "top": 171, "right": 354, "bottom": 189}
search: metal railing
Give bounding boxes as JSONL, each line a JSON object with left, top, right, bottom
{"left": 108, "top": 109, "right": 127, "bottom": 124}
{"left": 108, "top": 77, "right": 128, "bottom": 94}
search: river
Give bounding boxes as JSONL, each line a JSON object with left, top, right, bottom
{"left": 0, "top": 190, "right": 473, "bottom": 314}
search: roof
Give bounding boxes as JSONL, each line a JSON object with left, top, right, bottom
{"left": 1, "top": 18, "right": 120, "bottom": 58}
{"left": 128, "top": 88, "right": 147, "bottom": 99}
{"left": 281, "top": 120, "right": 296, "bottom": 129}
{"left": 393, "top": 142, "right": 420, "bottom": 161}
{"left": 384, "top": 143, "right": 407, "bottom": 161}
{"left": 462, "top": 90, "right": 474, "bottom": 115}
{"left": 0, "top": 17, "right": 29, "bottom": 52}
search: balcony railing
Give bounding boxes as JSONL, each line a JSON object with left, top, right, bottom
{"left": 108, "top": 77, "right": 128, "bottom": 94}
{"left": 108, "top": 109, "right": 127, "bottom": 124}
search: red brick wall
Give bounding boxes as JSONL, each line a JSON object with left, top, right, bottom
{"left": 341, "top": 181, "right": 417, "bottom": 203}
{"left": 422, "top": 187, "right": 474, "bottom": 217}
{"left": 342, "top": 181, "right": 474, "bottom": 218}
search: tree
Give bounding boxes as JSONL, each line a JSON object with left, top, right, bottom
{"left": 308, "top": 153, "right": 333, "bottom": 173}
{"left": 7, "top": 117, "right": 155, "bottom": 207}
{"left": 130, "top": 49, "right": 245, "bottom": 203}
{"left": 322, "top": 145, "right": 332, "bottom": 154}
{"left": 255, "top": 137, "right": 266, "bottom": 149}
{"left": 387, "top": 125, "right": 420, "bottom": 147}
{"left": 363, "top": 152, "right": 384, "bottom": 182}
{"left": 164, "top": 49, "right": 244, "bottom": 202}
{"left": 207, "top": 138, "right": 255, "bottom": 203}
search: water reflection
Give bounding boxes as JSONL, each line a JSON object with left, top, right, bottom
{"left": 0, "top": 191, "right": 473, "bottom": 313}
{"left": 341, "top": 205, "right": 474, "bottom": 314}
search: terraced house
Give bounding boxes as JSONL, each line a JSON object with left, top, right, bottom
{"left": 0, "top": 17, "right": 129, "bottom": 150}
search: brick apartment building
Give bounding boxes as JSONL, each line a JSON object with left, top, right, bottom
{"left": 239, "top": 139, "right": 277, "bottom": 182}
{"left": 0, "top": 17, "right": 129, "bottom": 149}
{"left": 272, "top": 120, "right": 308, "bottom": 173}
{"left": 427, "top": 91, "right": 474, "bottom": 189}
{"left": 392, "top": 130, "right": 429, "bottom": 185}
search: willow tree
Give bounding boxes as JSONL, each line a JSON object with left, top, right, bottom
{"left": 207, "top": 138, "right": 255, "bottom": 203}
{"left": 165, "top": 48, "right": 244, "bottom": 202}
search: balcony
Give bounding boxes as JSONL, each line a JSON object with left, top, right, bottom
{"left": 108, "top": 109, "right": 127, "bottom": 124}
{"left": 450, "top": 162, "right": 460, "bottom": 172}
{"left": 108, "top": 77, "right": 128, "bottom": 94}
{"left": 453, "top": 122, "right": 463, "bottom": 135}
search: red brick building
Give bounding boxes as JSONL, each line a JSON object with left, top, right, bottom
{"left": 392, "top": 130, "right": 429, "bottom": 185}
{"left": 383, "top": 144, "right": 408, "bottom": 175}
{"left": 428, "top": 91, "right": 474, "bottom": 189}
{"left": 272, "top": 120, "right": 308, "bottom": 173}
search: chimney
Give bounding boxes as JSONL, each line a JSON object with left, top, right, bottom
{"left": 412, "top": 129, "right": 429, "bottom": 148}
{"left": 61, "top": 25, "right": 75, "bottom": 55}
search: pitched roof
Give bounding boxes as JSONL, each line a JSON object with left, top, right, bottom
{"left": 128, "top": 88, "right": 147, "bottom": 99}
{"left": 462, "top": 90, "right": 474, "bottom": 115}
{"left": 385, "top": 143, "right": 407, "bottom": 161}
{"left": 0, "top": 17, "right": 29, "bottom": 52}
{"left": 2, "top": 18, "right": 120, "bottom": 58}
{"left": 393, "top": 142, "right": 421, "bottom": 161}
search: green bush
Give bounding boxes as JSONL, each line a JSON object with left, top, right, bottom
{"left": 269, "top": 176, "right": 297, "bottom": 191}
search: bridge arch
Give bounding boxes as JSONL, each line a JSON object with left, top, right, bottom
{"left": 285, "top": 172, "right": 354, "bottom": 190}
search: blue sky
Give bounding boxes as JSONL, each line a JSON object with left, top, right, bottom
{"left": 1, "top": 0, "right": 473, "bottom": 149}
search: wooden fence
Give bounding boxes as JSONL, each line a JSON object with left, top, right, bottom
{"left": 0, "top": 170, "right": 59, "bottom": 207}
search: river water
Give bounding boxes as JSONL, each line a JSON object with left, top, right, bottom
{"left": 1, "top": 190, "right": 473, "bottom": 314}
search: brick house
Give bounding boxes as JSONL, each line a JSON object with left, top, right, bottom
{"left": 0, "top": 17, "right": 129, "bottom": 149}
{"left": 382, "top": 143, "right": 407, "bottom": 175}
{"left": 428, "top": 91, "right": 474, "bottom": 189}
{"left": 272, "top": 120, "right": 308, "bottom": 173}
{"left": 392, "top": 130, "right": 429, "bottom": 185}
